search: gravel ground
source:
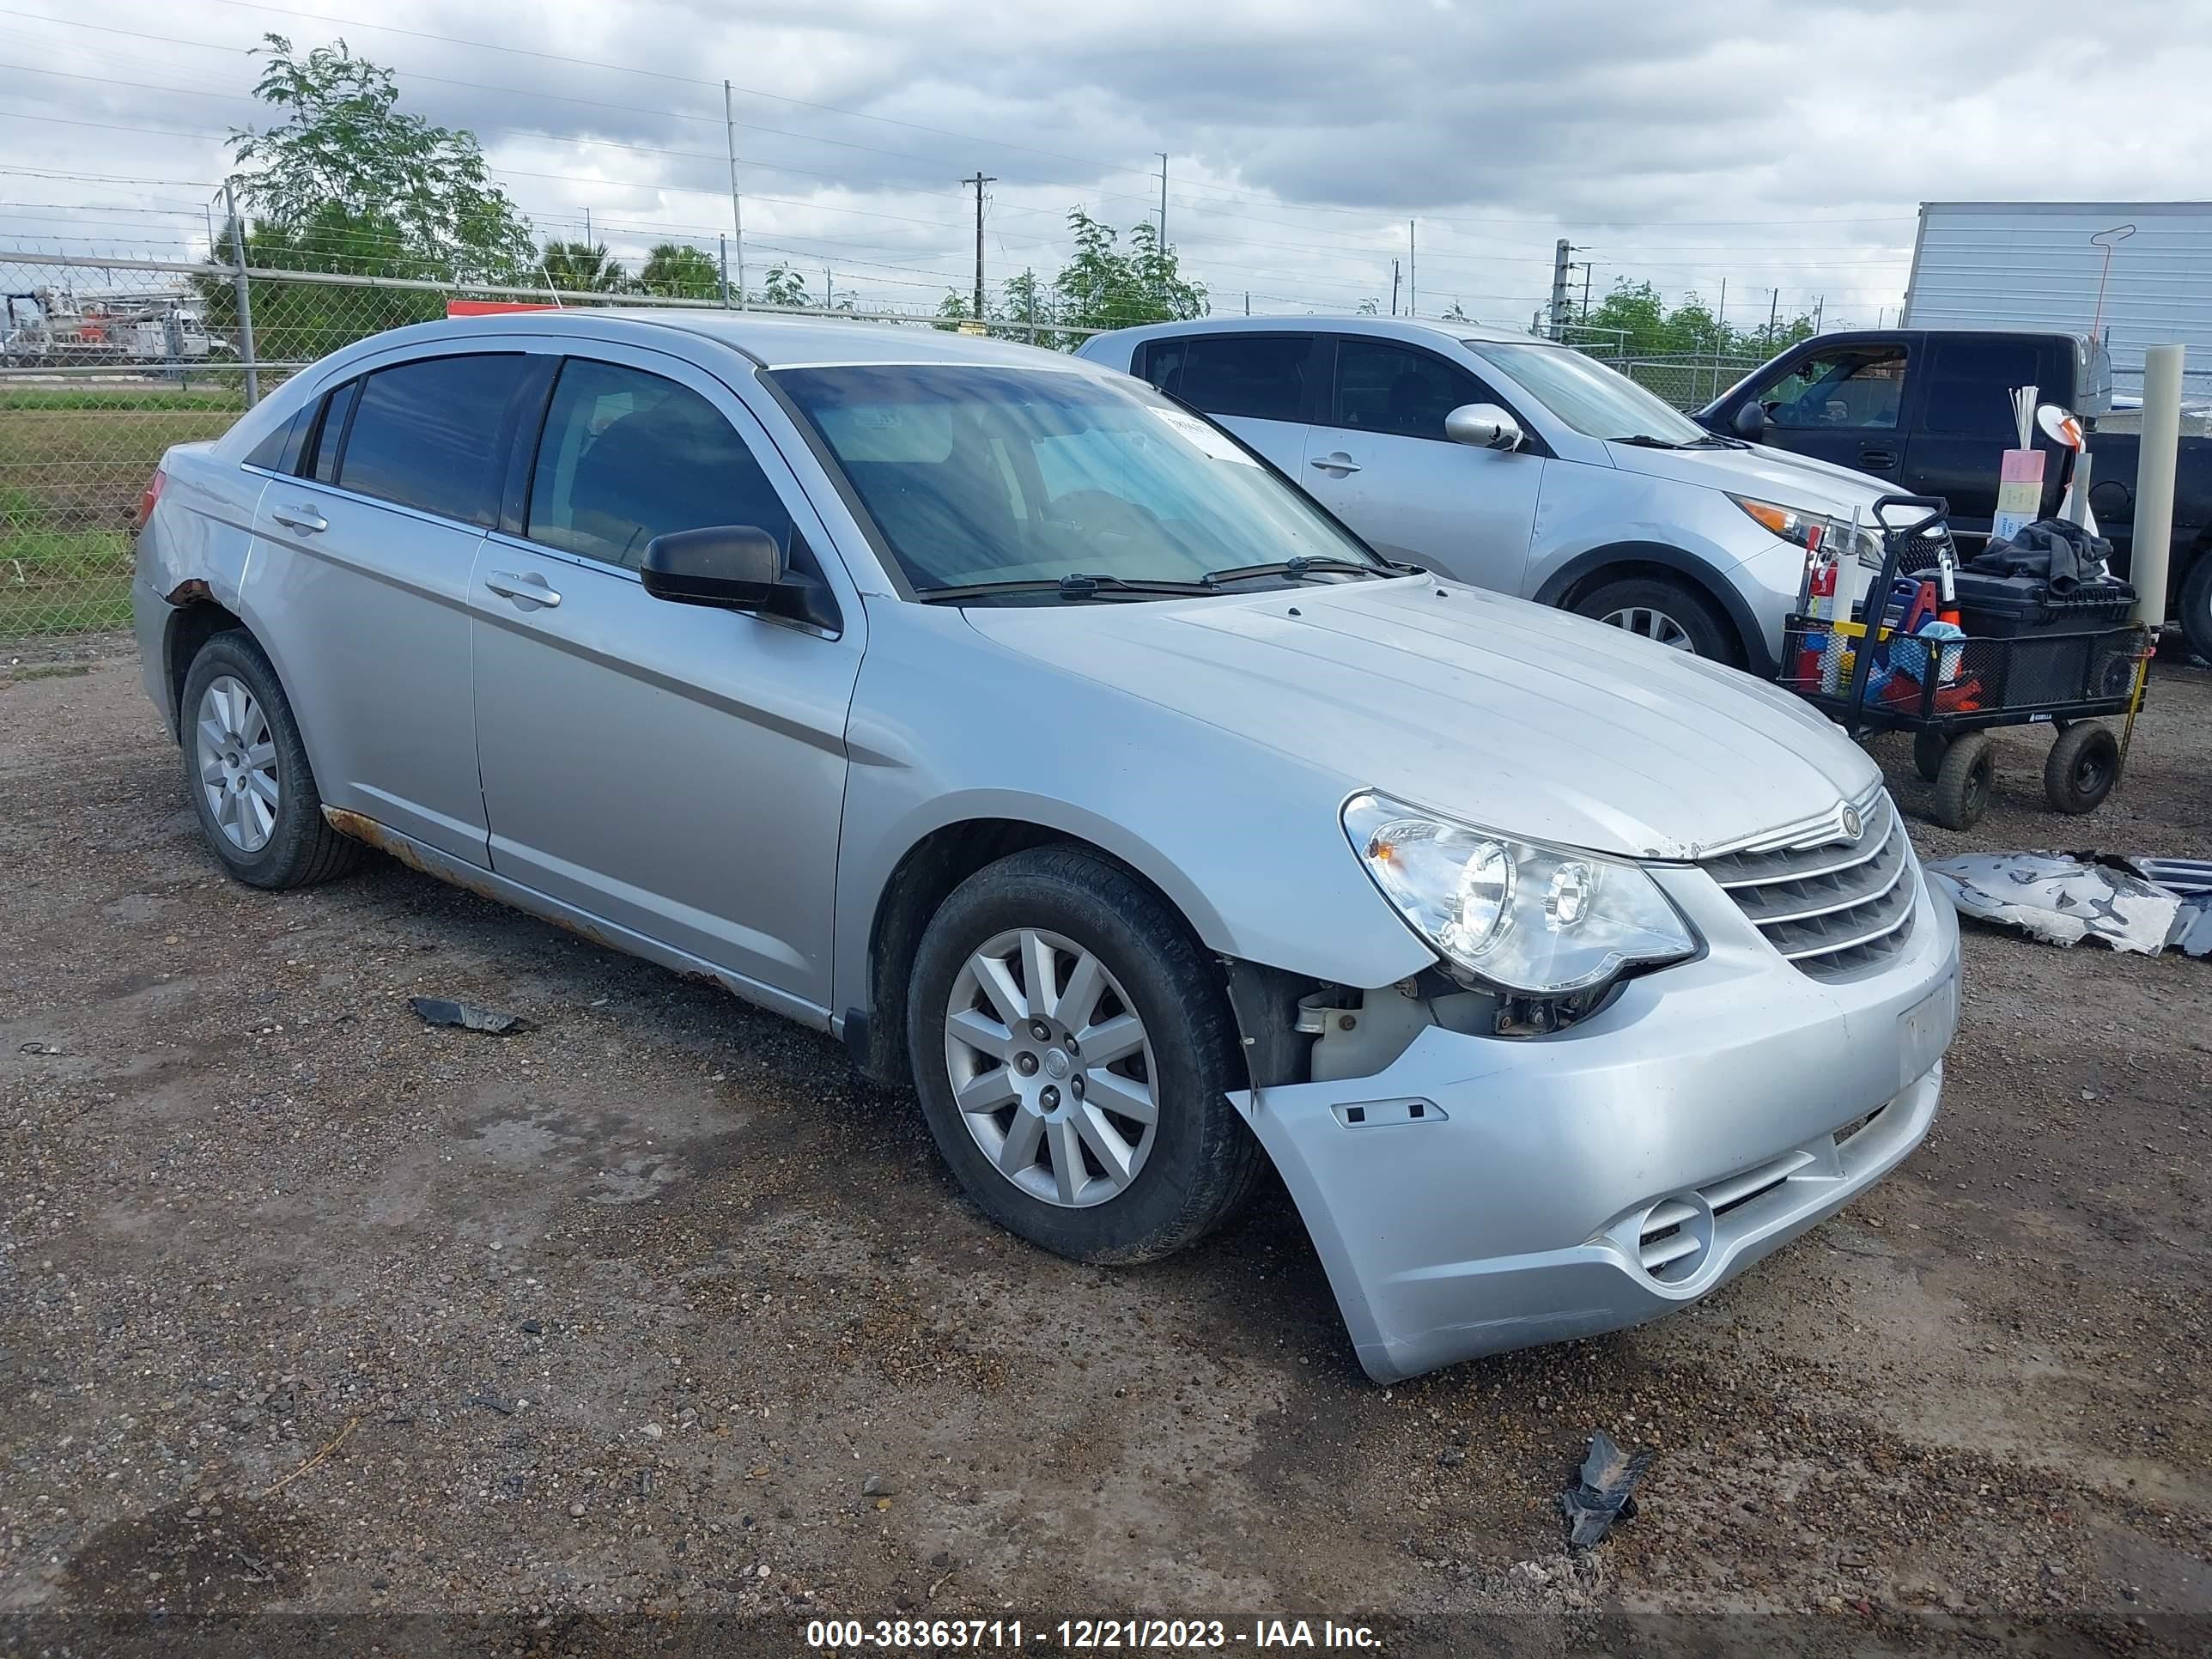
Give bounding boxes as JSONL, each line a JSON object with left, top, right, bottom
{"left": 1, "top": 650, "right": 2206, "bottom": 1654}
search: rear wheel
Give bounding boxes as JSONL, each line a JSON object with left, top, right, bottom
{"left": 1572, "top": 575, "right": 1736, "bottom": 663}
{"left": 2179, "top": 550, "right": 2212, "bottom": 666}
{"left": 1929, "top": 730, "right": 1996, "bottom": 831}
{"left": 907, "top": 846, "right": 1264, "bottom": 1264}
{"left": 2043, "top": 722, "right": 2119, "bottom": 815}
{"left": 179, "top": 631, "right": 360, "bottom": 889}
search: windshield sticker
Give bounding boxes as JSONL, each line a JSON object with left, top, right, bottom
{"left": 1151, "top": 407, "right": 1259, "bottom": 465}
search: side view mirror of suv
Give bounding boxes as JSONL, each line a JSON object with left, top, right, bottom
{"left": 1444, "top": 403, "right": 1525, "bottom": 452}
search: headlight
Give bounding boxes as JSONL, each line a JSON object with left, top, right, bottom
{"left": 1731, "top": 495, "right": 1890, "bottom": 570}
{"left": 1343, "top": 793, "right": 1698, "bottom": 995}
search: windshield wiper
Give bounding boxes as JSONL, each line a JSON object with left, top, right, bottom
{"left": 1615, "top": 434, "right": 1692, "bottom": 450}
{"left": 1687, "top": 432, "right": 1749, "bottom": 449}
{"left": 1200, "top": 556, "right": 1388, "bottom": 586}
{"left": 914, "top": 573, "right": 1215, "bottom": 605}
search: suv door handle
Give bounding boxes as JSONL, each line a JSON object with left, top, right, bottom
{"left": 1858, "top": 447, "right": 1898, "bottom": 469}
{"left": 270, "top": 504, "right": 327, "bottom": 533}
{"left": 483, "top": 570, "right": 562, "bottom": 609}
{"left": 1310, "top": 452, "right": 1362, "bottom": 475}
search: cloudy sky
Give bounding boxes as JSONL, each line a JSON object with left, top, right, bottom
{"left": 3, "top": 0, "right": 2208, "bottom": 333}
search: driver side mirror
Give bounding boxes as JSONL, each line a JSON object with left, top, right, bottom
{"left": 1730, "top": 402, "right": 1768, "bottom": 441}
{"left": 641, "top": 525, "right": 840, "bottom": 631}
{"left": 1444, "top": 402, "right": 1524, "bottom": 452}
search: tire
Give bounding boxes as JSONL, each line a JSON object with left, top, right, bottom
{"left": 906, "top": 845, "right": 1265, "bottom": 1264}
{"left": 1929, "top": 730, "right": 1996, "bottom": 831}
{"left": 2179, "top": 551, "right": 2212, "bottom": 667}
{"left": 1912, "top": 728, "right": 1951, "bottom": 784}
{"left": 2043, "top": 722, "right": 2120, "bottom": 815}
{"left": 1571, "top": 575, "right": 1738, "bottom": 663}
{"left": 179, "top": 630, "right": 361, "bottom": 890}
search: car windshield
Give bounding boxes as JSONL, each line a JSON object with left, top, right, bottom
{"left": 770, "top": 363, "right": 1384, "bottom": 596}
{"left": 1466, "top": 341, "right": 1713, "bottom": 446}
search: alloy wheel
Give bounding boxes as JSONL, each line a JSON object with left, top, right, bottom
{"left": 1599, "top": 606, "right": 1696, "bottom": 651}
{"left": 943, "top": 927, "right": 1158, "bottom": 1208}
{"left": 194, "top": 674, "right": 280, "bottom": 852}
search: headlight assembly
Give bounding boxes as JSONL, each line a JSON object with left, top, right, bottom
{"left": 1343, "top": 793, "right": 1698, "bottom": 996}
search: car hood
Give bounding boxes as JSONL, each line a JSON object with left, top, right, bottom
{"left": 1602, "top": 438, "right": 1899, "bottom": 519}
{"left": 963, "top": 578, "right": 1879, "bottom": 861}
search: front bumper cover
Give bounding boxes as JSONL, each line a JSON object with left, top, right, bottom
{"left": 1231, "top": 862, "right": 1960, "bottom": 1383}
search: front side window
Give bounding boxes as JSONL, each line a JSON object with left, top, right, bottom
{"left": 526, "top": 358, "right": 793, "bottom": 570}
{"left": 1754, "top": 347, "right": 1911, "bottom": 430}
{"left": 1468, "top": 341, "right": 1710, "bottom": 445}
{"left": 772, "top": 364, "right": 1380, "bottom": 593}
{"left": 1145, "top": 333, "right": 1315, "bottom": 423}
{"left": 335, "top": 354, "right": 527, "bottom": 524}
{"left": 1329, "top": 339, "right": 1485, "bottom": 439}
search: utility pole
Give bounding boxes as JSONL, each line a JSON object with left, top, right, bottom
{"left": 718, "top": 234, "right": 730, "bottom": 309}
{"left": 1548, "top": 239, "right": 1574, "bottom": 339}
{"left": 1243, "top": 291, "right": 1249, "bottom": 317}
{"left": 964, "top": 173, "right": 996, "bottom": 320}
{"left": 1390, "top": 259, "right": 1401, "bottom": 317}
{"left": 1765, "top": 287, "right": 1780, "bottom": 349}
{"left": 221, "top": 178, "right": 258, "bottom": 407}
{"left": 1408, "top": 219, "right": 1416, "bottom": 316}
{"left": 584, "top": 207, "right": 592, "bottom": 246}
{"left": 722, "top": 81, "right": 746, "bottom": 307}
{"left": 1579, "top": 261, "right": 1595, "bottom": 322}
{"left": 824, "top": 264, "right": 832, "bottom": 311}
{"left": 1814, "top": 295, "right": 1825, "bottom": 334}
{"left": 1157, "top": 153, "right": 1169, "bottom": 249}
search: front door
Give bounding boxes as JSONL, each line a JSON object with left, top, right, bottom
{"left": 1738, "top": 341, "right": 1916, "bottom": 483}
{"left": 1900, "top": 333, "right": 2072, "bottom": 537}
{"left": 1297, "top": 335, "right": 1544, "bottom": 592}
{"left": 467, "top": 348, "right": 863, "bottom": 1014}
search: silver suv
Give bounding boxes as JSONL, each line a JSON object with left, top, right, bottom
{"left": 1079, "top": 317, "right": 1910, "bottom": 670}
{"left": 135, "top": 312, "right": 1959, "bottom": 1382}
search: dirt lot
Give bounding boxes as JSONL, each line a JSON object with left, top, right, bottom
{"left": 2, "top": 651, "right": 2207, "bottom": 1654}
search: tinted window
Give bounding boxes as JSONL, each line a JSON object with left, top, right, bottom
{"left": 335, "top": 355, "right": 527, "bottom": 524}
{"left": 1924, "top": 337, "right": 2042, "bottom": 437}
{"left": 526, "top": 358, "right": 793, "bottom": 570}
{"left": 1331, "top": 339, "right": 1484, "bottom": 438}
{"left": 1755, "top": 347, "right": 1911, "bottom": 431}
{"left": 1146, "top": 334, "right": 1313, "bottom": 422}
{"left": 307, "top": 380, "right": 357, "bottom": 484}
{"left": 244, "top": 403, "right": 308, "bottom": 472}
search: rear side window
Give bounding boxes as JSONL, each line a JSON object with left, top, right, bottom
{"left": 335, "top": 354, "right": 529, "bottom": 525}
{"left": 526, "top": 357, "right": 794, "bottom": 570}
{"left": 243, "top": 403, "right": 309, "bottom": 473}
{"left": 1923, "top": 337, "right": 2043, "bottom": 437}
{"left": 1144, "top": 334, "right": 1314, "bottom": 422}
{"left": 307, "top": 380, "right": 358, "bottom": 483}
{"left": 1330, "top": 339, "right": 1485, "bottom": 439}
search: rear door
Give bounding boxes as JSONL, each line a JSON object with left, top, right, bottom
{"left": 1299, "top": 334, "right": 1545, "bottom": 592}
{"left": 467, "top": 345, "right": 862, "bottom": 1012}
{"left": 1900, "top": 333, "right": 2073, "bottom": 535}
{"left": 1734, "top": 340, "right": 1917, "bottom": 483}
{"left": 1133, "top": 331, "right": 1319, "bottom": 473}
{"left": 246, "top": 349, "right": 540, "bottom": 866}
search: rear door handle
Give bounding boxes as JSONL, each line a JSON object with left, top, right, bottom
{"left": 1858, "top": 448, "right": 1898, "bottom": 469}
{"left": 1310, "top": 452, "right": 1362, "bottom": 475}
{"left": 270, "top": 504, "right": 327, "bottom": 533}
{"left": 483, "top": 570, "right": 562, "bottom": 609}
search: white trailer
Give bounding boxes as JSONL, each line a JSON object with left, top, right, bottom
{"left": 1900, "top": 201, "right": 2212, "bottom": 397}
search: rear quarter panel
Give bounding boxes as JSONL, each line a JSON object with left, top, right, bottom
{"left": 133, "top": 441, "right": 270, "bottom": 730}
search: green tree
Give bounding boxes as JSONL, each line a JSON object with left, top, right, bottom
{"left": 935, "top": 290, "right": 973, "bottom": 332}
{"left": 229, "top": 33, "right": 534, "bottom": 283}
{"left": 199, "top": 201, "right": 446, "bottom": 365}
{"left": 1580, "top": 277, "right": 1816, "bottom": 360}
{"left": 761, "top": 264, "right": 808, "bottom": 309}
{"left": 1050, "top": 209, "right": 1206, "bottom": 335}
{"left": 540, "top": 240, "right": 624, "bottom": 294}
{"left": 636, "top": 242, "right": 720, "bottom": 300}
{"left": 1441, "top": 301, "right": 1471, "bottom": 322}
{"left": 1000, "top": 267, "right": 1051, "bottom": 334}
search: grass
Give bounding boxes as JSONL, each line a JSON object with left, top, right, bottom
{"left": 0, "top": 399, "right": 246, "bottom": 640}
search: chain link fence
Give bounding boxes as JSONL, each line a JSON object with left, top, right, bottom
{"left": 1, "top": 250, "right": 1100, "bottom": 660}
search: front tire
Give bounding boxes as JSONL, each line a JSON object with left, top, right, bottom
{"left": 179, "top": 630, "right": 360, "bottom": 889}
{"left": 907, "top": 846, "right": 1264, "bottom": 1264}
{"left": 1571, "top": 574, "right": 1737, "bottom": 663}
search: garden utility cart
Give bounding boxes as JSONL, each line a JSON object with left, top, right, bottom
{"left": 1777, "top": 495, "right": 2154, "bottom": 832}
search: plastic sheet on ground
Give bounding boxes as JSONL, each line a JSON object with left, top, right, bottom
{"left": 1926, "top": 853, "right": 2212, "bottom": 958}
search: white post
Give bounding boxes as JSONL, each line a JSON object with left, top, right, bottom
{"left": 2130, "top": 344, "right": 2185, "bottom": 628}
{"left": 724, "top": 81, "right": 746, "bottom": 308}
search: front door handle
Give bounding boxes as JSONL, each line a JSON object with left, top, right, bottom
{"left": 270, "top": 504, "right": 327, "bottom": 533}
{"left": 1310, "top": 452, "right": 1362, "bottom": 476}
{"left": 484, "top": 570, "right": 562, "bottom": 609}
{"left": 1858, "top": 447, "right": 1898, "bottom": 469}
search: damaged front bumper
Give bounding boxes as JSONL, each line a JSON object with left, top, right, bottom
{"left": 1231, "top": 864, "right": 1960, "bottom": 1383}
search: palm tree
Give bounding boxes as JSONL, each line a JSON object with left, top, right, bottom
{"left": 539, "top": 239, "right": 623, "bottom": 295}
{"left": 636, "top": 242, "right": 720, "bottom": 301}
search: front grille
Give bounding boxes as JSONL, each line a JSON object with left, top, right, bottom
{"left": 1703, "top": 790, "right": 1916, "bottom": 981}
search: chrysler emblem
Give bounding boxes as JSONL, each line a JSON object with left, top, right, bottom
{"left": 1840, "top": 804, "right": 1864, "bottom": 840}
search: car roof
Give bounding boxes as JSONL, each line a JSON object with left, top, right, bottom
{"left": 1086, "top": 313, "right": 1538, "bottom": 349}
{"left": 405, "top": 307, "right": 1102, "bottom": 372}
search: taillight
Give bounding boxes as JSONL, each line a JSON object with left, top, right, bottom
{"left": 139, "top": 467, "right": 167, "bottom": 526}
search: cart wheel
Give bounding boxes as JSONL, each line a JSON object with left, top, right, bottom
{"left": 1912, "top": 728, "right": 1951, "bottom": 783}
{"left": 1931, "top": 732, "right": 1996, "bottom": 830}
{"left": 2043, "top": 723, "right": 2119, "bottom": 815}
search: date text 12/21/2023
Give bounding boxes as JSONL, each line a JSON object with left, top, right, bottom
{"left": 805, "top": 1619, "right": 1383, "bottom": 1650}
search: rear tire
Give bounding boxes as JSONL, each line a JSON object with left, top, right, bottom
{"left": 2043, "top": 722, "right": 2119, "bottom": 815}
{"left": 2179, "top": 551, "right": 2212, "bottom": 666}
{"left": 906, "top": 845, "right": 1265, "bottom": 1264}
{"left": 1571, "top": 575, "right": 1738, "bottom": 664}
{"left": 1929, "top": 730, "right": 1996, "bottom": 831}
{"left": 179, "top": 630, "right": 361, "bottom": 890}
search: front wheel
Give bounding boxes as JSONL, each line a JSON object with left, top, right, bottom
{"left": 1571, "top": 575, "right": 1737, "bottom": 663}
{"left": 906, "top": 846, "right": 1265, "bottom": 1264}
